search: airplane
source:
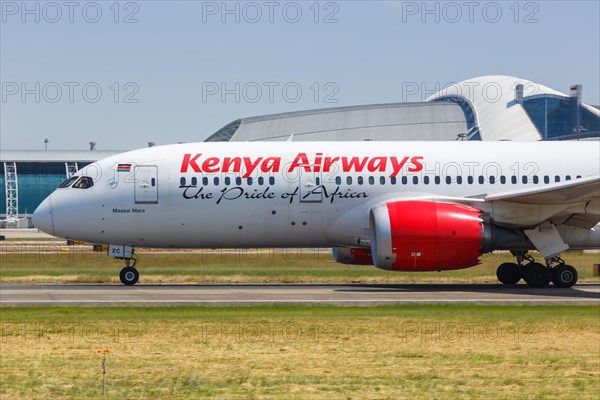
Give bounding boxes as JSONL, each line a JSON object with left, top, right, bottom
{"left": 32, "top": 141, "right": 600, "bottom": 287}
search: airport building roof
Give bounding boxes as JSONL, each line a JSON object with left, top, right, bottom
{"left": 207, "top": 75, "right": 600, "bottom": 143}
{"left": 207, "top": 102, "right": 468, "bottom": 142}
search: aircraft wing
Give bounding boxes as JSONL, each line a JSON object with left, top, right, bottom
{"left": 481, "top": 176, "right": 600, "bottom": 229}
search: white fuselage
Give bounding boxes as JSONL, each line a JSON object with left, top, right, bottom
{"left": 34, "top": 141, "right": 600, "bottom": 249}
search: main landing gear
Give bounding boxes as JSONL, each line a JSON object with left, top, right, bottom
{"left": 496, "top": 251, "right": 578, "bottom": 288}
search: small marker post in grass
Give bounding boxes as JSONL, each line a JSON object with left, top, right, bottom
{"left": 97, "top": 349, "right": 110, "bottom": 395}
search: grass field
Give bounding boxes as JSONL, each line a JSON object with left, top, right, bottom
{"left": 1, "top": 246, "right": 599, "bottom": 284}
{"left": 0, "top": 305, "right": 598, "bottom": 399}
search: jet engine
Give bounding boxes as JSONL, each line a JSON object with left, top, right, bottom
{"left": 332, "top": 247, "right": 373, "bottom": 265}
{"left": 369, "top": 200, "right": 486, "bottom": 271}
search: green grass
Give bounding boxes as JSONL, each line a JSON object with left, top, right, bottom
{"left": 1, "top": 248, "right": 599, "bottom": 284}
{"left": 1, "top": 305, "right": 599, "bottom": 399}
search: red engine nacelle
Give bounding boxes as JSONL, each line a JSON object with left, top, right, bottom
{"left": 332, "top": 247, "right": 373, "bottom": 265}
{"left": 369, "top": 200, "right": 484, "bottom": 271}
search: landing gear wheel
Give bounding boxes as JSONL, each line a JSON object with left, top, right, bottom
{"left": 551, "top": 265, "right": 578, "bottom": 288}
{"left": 523, "top": 262, "right": 551, "bottom": 288}
{"left": 120, "top": 266, "right": 139, "bottom": 286}
{"left": 496, "top": 262, "right": 522, "bottom": 284}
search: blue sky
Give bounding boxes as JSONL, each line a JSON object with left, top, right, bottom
{"left": 1, "top": 0, "right": 599, "bottom": 150}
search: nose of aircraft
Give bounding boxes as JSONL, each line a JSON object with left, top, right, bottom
{"left": 32, "top": 196, "right": 55, "bottom": 236}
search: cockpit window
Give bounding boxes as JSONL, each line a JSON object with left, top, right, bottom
{"left": 72, "top": 176, "right": 94, "bottom": 189}
{"left": 57, "top": 176, "right": 79, "bottom": 188}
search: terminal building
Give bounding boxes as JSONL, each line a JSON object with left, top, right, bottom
{"left": 2, "top": 76, "right": 599, "bottom": 227}
{"left": 207, "top": 76, "right": 599, "bottom": 142}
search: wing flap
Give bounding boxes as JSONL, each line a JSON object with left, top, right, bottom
{"left": 484, "top": 176, "right": 600, "bottom": 229}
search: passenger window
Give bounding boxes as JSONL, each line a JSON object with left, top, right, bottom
{"left": 402, "top": 176, "right": 408, "bottom": 185}
{"left": 533, "top": 176, "right": 539, "bottom": 184}
{"left": 380, "top": 176, "right": 386, "bottom": 185}
{"left": 391, "top": 177, "right": 397, "bottom": 185}
{"left": 467, "top": 176, "right": 474, "bottom": 185}
{"left": 478, "top": 176, "right": 484, "bottom": 184}
{"left": 192, "top": 177, "right": 198, "bottom": 186}
{"left": 57, "top": 176, "right": 79, "bottom": 188}
{"left": 522, "top": 176, "right": 528, "bottom": 184}
{"left": 247, "top": 177, "right": 253, "bottom": 185}
{"left": 202, "top": 177, "right": 209, "bottom": 186}
{"left": 72, "top": 176, "right": 94, "bottom": 189}
{"left": 413, "top": 176, "right": 419, "bottom": 184}
{"left": 555, "top": 176, "right": 560, "bottom": 183}
{"left": 316, "top": 177, "right": 320, "bottom": 186}
{"left": 423, "top": 176, "right": 430, "bottom": 185}
{"left": 489, "top": 176, "right": 495, "bottom": 184}
{"left": 500, "top": 176, "right": 506, "bottom": 184}
{"left": 511, "top": 176, "right": 517, "bottom": 184}
{"left": 543, "top": 176, "right": 549, "bottom": 184}
{"left": 445, "top": 176, "right": 452, "bottom": 185}
{"left": 358, "top": 177, "right": 364, "bottom": 185}
{"left": 236, "top": 177, "right": 242, "bottom": 185}
{"left": 335, "top": 176, "right": 341, "bottom": 185}
{"left": 434, "top": 176, "right": 441, "bottom": 185}
{"left": 576, "top": 175, "right": 582, "bottom": 179}
{"left": 269, "top": 177, "right": 275, "bottom": 185}
{"left": 565, "top": 175, "right": 571, "bottom": 181}
{"left": 368, "top": 177, "right": 374, "bottom": 185}
{"left": 258, "top": 177, "right": 264, "bottom": 186}
{"left": 214, "top": 177, "right": 220, "bottom": 185}
{"left": 225, "top": 177, "right": 231, "bottom": 185}
{"left": 180, "top": 177, "right": 186, "bottom": 186}
{"left": 347, "top": 177, "right": 352, "bottom": 185}
{"left": 456, "top": 176, "right": 462, "bottom": 185}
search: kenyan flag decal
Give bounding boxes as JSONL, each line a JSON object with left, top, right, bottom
{"left": 117, "top": 163, "right": 132, "bottom": 172}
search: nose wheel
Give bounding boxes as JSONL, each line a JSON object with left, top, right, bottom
{"left": 120, "top": 257, "right": 139, "bottom": 286}
{"left": 119, "top": 260, "right": 140, "bottom": 286}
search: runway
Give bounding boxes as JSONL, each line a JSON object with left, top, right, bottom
{"left": 1, "top": 283, "right": 599, "bottom": 306}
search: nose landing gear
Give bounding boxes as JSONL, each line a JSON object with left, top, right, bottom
{"left": 106, "top": 245, "right": 140, "bottom": 286}
{"left": 119, "top": 256, "right": 139, "bottom": 286}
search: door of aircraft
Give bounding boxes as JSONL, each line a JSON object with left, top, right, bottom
{"left": 299, "top": 168, "right": 322, "bottom": 203}
{"left": 134, "top": 165, "right": 158, "bottom": 204}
